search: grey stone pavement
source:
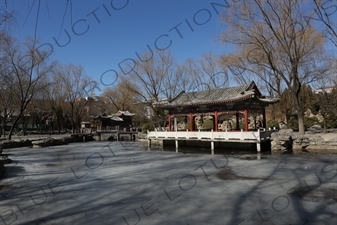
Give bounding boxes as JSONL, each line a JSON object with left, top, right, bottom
{"left": 0, "top": 141, "right": 336, "bottom": 225}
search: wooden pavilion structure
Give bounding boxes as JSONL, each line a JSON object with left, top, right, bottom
{"left": 90, "top": 110, "right": 134, "bottom": 131}
{"left": 148, "top": 81, "right": 279, "bottom": 153}
{"left": 156, "top": 81, "right": 278, "bottom": 131}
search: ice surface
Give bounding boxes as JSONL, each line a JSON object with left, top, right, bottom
{"left": 1, "top": 141, "right": 336, "bottom": 225}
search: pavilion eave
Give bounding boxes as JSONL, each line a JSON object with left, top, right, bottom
{"left": 157, "top": 93, "right": 256, "bottom": 110}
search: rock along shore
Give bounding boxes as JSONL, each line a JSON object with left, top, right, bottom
{"left": 0, "top": 134, "right": 98, "bottom": 177}
{"left": 0, "top": 134, "right": 95, "bottom": 150}
{"left": 271, "top": 129, "right": 337, "bottom": 154}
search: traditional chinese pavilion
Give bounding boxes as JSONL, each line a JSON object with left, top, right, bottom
{"left": 148, "top": 82, "right": 279, "bottom": 154}
{"left": 155, "top": 81, "right": 278, "bottom": 132}
{"left": 90, "top": 110, "right": 134, "bottom": 130}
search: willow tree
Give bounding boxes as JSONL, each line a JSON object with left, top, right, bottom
{"left": 220, "top": 0, "right": 332, "bottom": 135}
{"left": 102, "top": 78, "right": 139, "bottom": 112}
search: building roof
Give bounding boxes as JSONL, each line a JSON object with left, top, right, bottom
{"left": 155, "top": 81, "right": 278, "bottom": 109}
{"left": 314, "top": 86, "right": 335, "bottom": 94}
{"left": 110, "top": 115, "right": 124, "bottom": 121}
{"left": 90, "top": 110, "right": 134, "bottom": 121}
{"left": 90, "top": 114, "right": 110, "bottom": 119}
{"left": 90, "top": 114, "right": 124, "bottom": 121}
{"left": 112, "top": 110, "right": 135, "bottom": 117}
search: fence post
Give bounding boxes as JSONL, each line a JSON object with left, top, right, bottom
{"left": 256, "top": 129, "right": 261, "bottom": 153}
{"left": 211, "top": 141, "right": 214, "bottom": 155}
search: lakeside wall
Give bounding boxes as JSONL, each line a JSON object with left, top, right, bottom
{"left": 162, "top": 139, "right": 271, "bottom": 152}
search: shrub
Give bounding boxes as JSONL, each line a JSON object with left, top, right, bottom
{"left": 141, "top": 123, "right": 153, "bottom": 133}
{"left": 285, "top": 117, "right": 323, "bottom": 131}
{"left": 325, "top": 115, "right": 337, "bottom": 129}
{"left": 185, "top": 121, "right": 190, "bottom": 130}
{"left": 286, "top": 118, "right": 298, "bottom": 131}
{"left": 201, "top": 119, "right": 214, "bottom": 130}
{"left": 231, "top": 121, "right": 244, "bottom": 130}
{"left": 267, "top": 120, "right": 279, "bottom": 129}
{"left": 304, "top": 117, "right": 319, "bottom": 130}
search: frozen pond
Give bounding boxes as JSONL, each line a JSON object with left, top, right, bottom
{"left": 1, "top": 141, "right": 337, "bottom": 225}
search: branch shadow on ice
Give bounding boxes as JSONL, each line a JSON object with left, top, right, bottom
{"left": 224, "top": 155, "right": 337, "bottom": 225}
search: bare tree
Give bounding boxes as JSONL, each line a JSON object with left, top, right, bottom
{"left": 198, "top": 52, "right": 229, "bottom": 89}
{"left": 101, "top": 78, "right": 138, "bottom": 113}
{"left": 0, "top": 74, "right": 17, "bottom": 137}
{"left": 85, "top": 96, "right": 109, "bottom": 117}
{"left": 162, "top": 64, "right": 191, "bottom": 100}
{"left": 42, "top": 63, "right": 70, "bottom": 133}
{"left": 120, "top": 50, "right": 178, "bottom": 127}
{"left": 220, "top": 0, "right": 333, "bottom": 134}
{"left": 0, "top": 32, "right": 53, "bottom": 139}
{"left": 0, "top": 1, "right": 14, "bottom": 27}
{"left": 183, "top": 52, "right": 229, "bottom": 92}
{"left": 0, "top": 30, "right": 17, "bottom": 138}
{"left": 60, "top": 64, "right": 93, "bottom": 133}
{"left": 123, "top": 50, "right": 175, "bottom": 103}
{"left": 312, "top": 0, "right": 337, "bottom": 47}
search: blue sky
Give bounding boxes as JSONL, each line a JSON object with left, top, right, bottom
{"left": 5, "top": 0, "right": 230, "bottom": 94}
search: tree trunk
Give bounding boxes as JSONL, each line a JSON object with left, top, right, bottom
{"left": 8, "top": 116, "right": 21, "bottom": 140}
{"left": 55, "top": 108, "right": 62, "bottom": 134}
{"left": 34, "top": 117, "right": 39, "bottom": 134}
{"left": 323, "top": 116, "right": 327, "bottom": 134}
{"left": 22, "top": 117, "right": 26, "bottom": 136}
{"left": 293, "top": 83, "right": 305, "bottom": 135}
{"left": 0, "top": 120, "right": 5, "bottom": 137}
{"left": 297, "top": 110, "right": 305, "bottom": 135}
{"left": 39, "top": 119, "right": 43, "bottom": 133}
{"left": 272, "top": 104, "right": 276, "bottom": 120}
{"left": 57, "top": 118, "right": 61, "bottom": 134}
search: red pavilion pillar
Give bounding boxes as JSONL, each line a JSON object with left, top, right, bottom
{"left": 262, "top": 107, "right": 266, "bottom": 128}
{"left": 244, "top": 109, "right": 249, "bottom": 131}
{"left": 214, "top": 111, "right": 218, "bottom": 131}
{"left": 236, "top": 112, "right": 240, "bottom": 130}
{"left": 168, "top": 114, "right": 172, "bottom": 131}
{"left": 189, "top": 112, "right": 194, "bottom": 131}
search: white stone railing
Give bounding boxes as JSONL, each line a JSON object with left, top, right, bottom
{"left": 147, "top": 129, "right": 273, "bottom": 143}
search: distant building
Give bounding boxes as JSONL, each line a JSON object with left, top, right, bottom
{"left": 314, "top": 86, "right": 335, "bottom": 94}
{"left": 135, "top": 98, "right": 168, "bottom": 119}
{"left": 112, "top": 110, "right": 135, "bottom": 127}
{"left": 90, "top": 110, "right": 135, "bottom": 130}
